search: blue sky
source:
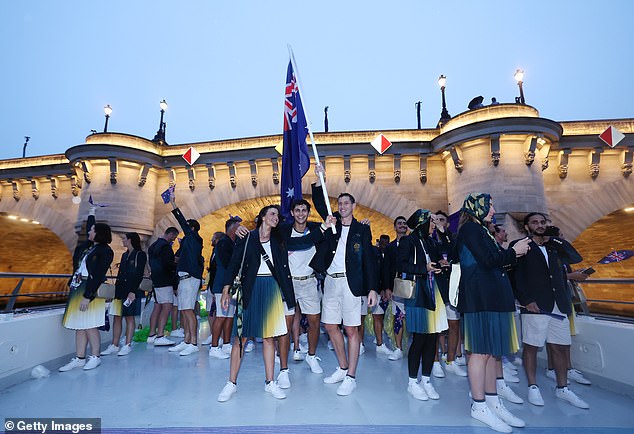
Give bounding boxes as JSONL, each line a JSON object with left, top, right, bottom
{"left": 0, "top": 1, "right": 632, "bottom": 160}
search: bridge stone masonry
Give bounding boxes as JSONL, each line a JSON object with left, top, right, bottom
{"left": 0, "top": 103, "right": 633, "bottom": 304}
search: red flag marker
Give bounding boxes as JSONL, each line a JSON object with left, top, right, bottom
{"left": 371, "top": 134, "right": 392, "bottom": 154}
{"left": 182, "top": 147, "right": 200, "bottom": 165}
{"left": 599, "top": 126, "right": 625, "bottom": 148}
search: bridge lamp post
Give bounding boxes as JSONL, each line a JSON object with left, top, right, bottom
{"left": 103, "top": 105, "right": 112, "bottom": 132}
{"left": 154, "top": 99, "right": 168, "bottom": 144}
{"left": 437, "top": 74, "right": 451, "bottom": 127}
{"left": 514, "top": 69, "right": 525, "bottom": 104}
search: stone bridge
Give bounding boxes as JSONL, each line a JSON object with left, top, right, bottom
{"left": 1, "top": 104, "right": 633, "bottom": 308}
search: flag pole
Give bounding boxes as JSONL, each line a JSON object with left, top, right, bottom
{"left": 287, "top": 44, "right": 336, "bottom": 233}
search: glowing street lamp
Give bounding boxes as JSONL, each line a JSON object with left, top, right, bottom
{"left": 437, "top": 74, "right": 451, "bottom": 127}
{"left": 153, "top": 99, "right": 168, "bottom": 144}
{"left": 103, "top": 105, "right": 112, "bottom": 132}
{"left": 514, "top": 69, "right": 525, "bottom": 104}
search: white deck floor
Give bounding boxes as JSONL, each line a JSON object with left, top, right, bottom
{"left": 1, "top": 323, "right": 633, "bottom": 433}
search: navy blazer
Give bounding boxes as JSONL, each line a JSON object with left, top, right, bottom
{"left": 148, "top": 238, "right": 177, "bottom": 288}
{"left": 382, "top": 240, "right": 400, "bottom": 291}
{"left": 172, "top": 208, "right": 204, "bottom": 279}
{"left": 210, "top": 235, "right": 235, "bottom": 294}
{"left": 115, "top": 249, "right": 147, "bottom": 299}
{"left": 456, "top": 221, "right": 517, "bottom": 313}
{"left": 510, "top": 237, "right": 582, "bottom": 315}
{"left": 83, "top": 243, "right": 114, "bottom": 301}
{"left": 223, "top": 229, "right": 320, "bottom": 310}
{"left": 310, "top": 184, "right": 376, "bottom": 296}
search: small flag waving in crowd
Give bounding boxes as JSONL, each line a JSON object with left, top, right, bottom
{"left": 161, "top": 186, "right": 175, "bottom": 204}
{"left": 280, "top": 60, "right": 311, "bottom": 220}
{"left": 597, "top": 250, "right": 634, "bottom": 264}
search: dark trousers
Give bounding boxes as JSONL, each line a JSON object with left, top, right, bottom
{"left": 408, "top": 332, "right": 439, "bottom": 378}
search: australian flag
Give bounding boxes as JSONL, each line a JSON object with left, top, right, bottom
{"left": 281, "top": 60, "right": 311, "bottom": 221}
{"left": 597, "top": 250, "right": 634, "bottom": 264}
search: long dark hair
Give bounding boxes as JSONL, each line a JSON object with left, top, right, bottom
{"left": 256, "top": 205, "right": 283, "bottom": 246}
{"left": 125, "top": 232, "right": 142, "bottom": 250}
{"left": 93, "top": 223, "right": 112, "bottom": 244}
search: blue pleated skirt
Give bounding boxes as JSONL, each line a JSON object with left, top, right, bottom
{"left": 463, "top": 311, "right": 519, "bottom": 357}
{"left": 406, "top": 284, "right": 448, "bottom": 334}
{"left": 234, "top": 276, "right": 287, "bottom": 339}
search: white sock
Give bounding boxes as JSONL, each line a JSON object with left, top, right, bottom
{"left": 472, "top": 400, "right": 487, "bottom": 410}
{"left": 421, "top": 375, "right": 431, "bottom": 384}
{"left": 485, "top": 394, "right": 500, "bottom": 407}
{"left": 408, "top": 377, "right": 418, "bottom": 386}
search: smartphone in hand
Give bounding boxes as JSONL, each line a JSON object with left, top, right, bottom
{"left": 582, "top": 267, "right": 596, "bottom": 275}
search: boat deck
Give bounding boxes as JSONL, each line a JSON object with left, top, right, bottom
{"left": 1, "top": 323, "right": 633, "bottom": 434}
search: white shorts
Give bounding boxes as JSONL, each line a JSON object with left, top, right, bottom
{"left": 214, "top": 293, "right": 236, "bottom": 318}
{"left": 521, "top": 304, "right": 571, "bottom": 347}
{"left": 293, "top": 277, "right": 321, "bottom": 315}
{"left": 177, "top": 272, "right": 200, "bottom": 311}
{"left": 361, "top": 296, "right": 385, "bottom": 315}
{"left": 445, "top": 303, "right": 460, "bottom": 321}
{"left": 155, "top": 286, "right": 175, "bottom": 305}
{"left": 321, "top": 275, "right": 361, "bottom": 327}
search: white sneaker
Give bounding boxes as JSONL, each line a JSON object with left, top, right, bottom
{"left": 359, "top": 343, "right": 366, "bottom": 355}
{"left": 83, "top": 355, "right": 101, "bottom": 370}
{"left": 117, "top": 344, "right": 132, "bottom": 356}
{"left": 323, "top": 367, "right": 348, "bottom": 384}
{"left": 546, "top": 368, "right": 557, "bottom": 382}
{"left": 154, "top": 336, "right": 175, "bottom": 346}
{"left": 455, "top": 355, "right": 467, "bottom": 366}
{"left": 388, "top": 349, "right": 403, "bottom": 361}
{"left": 217, "top": 381, "right": 237, "bottom": 402}
{"left": 445, "top": 361, "right": 467, "bottom": 377}
{"left": 471, "top": 403, "right": 512, "bottom": 433}
{"left": 432, "top": 361, "right": 445, "bottom": 378}
{"left": 168, "top": 341, "right": 187, "bottom": 352}
{"left": 209, "top": 346, "right": 230, "bottom": 359}
{"left": 59, "top": 357, "right": 86, "bottom": 372}
{"left": 292, "top": 349, "right": 304, "bottom": 361}
{"left": 337, "top": 376, "right": 357, "bottom": 396}
{"left": 299, "top": 342, "right": 309, "bottom": 353}
{"left": 327, "top": 340, "right": 334, "bottom": 351}
{"left": 222, "top": 343, "right": 233, "bottom": 354}
{"left": 441, "top": 352, "right": 448, "bottom": 363}
{"left": 305, "top": 354, "right": 323, "bottom": 374}
{"left": 497, "top": 383, "right": 524, "bottom": 404}
{"left": 503, "top": 369, "right": 520, "bottom": 383}
{"left": 146, "top": 335, "right": 156, "bottom": 344}
{"left": 200, "top": 335, "right": 213, "bottom": 345}
{"left": 100, "top": 344, "right": 119, "bottom": 356}
{"left": 170, "top": 328, "right": 184, "bottom": 338}
{"left": 487, "top": 395, "right": 525, "bottom": 427}
{"left": 568, "top": 368, "right": 592, "bottom": 385}
{"left": 244, "top": 340, "right": 255, "bottom": 353}
{"left": 407, "top": 381, "right": 428, "bottom": 401}
{"left": 277, "top": 370, "right": 291, "bottom": 389}
{"left": 422, "top": 380, "right": 439, "bottom": 400}
{"left": 503, "top": 360, "right": 518, "bottom": 374}
{"left": 376, "top": 344, "right": 392, "bottom": 355}
{"left": 528, "top": 385, "right": 545, "bottom": 406}
{"left": 299, "top": 332, "right": 308, "bottom": 344}
{"left": 264, "top": 381, "right": 286, "bottom": 399}
{"left": 179, "top": 343, "right": 199, "bottom": 356}
{"left": 555, "top": 386, "right": 590, "bottom": 409}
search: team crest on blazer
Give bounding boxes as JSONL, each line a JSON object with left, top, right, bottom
{"left": 353, "top": 243, "right": 361, "bottom": 252}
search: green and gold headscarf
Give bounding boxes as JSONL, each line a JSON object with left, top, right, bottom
{"left": 406, "top": 209, "right": 431, "bottom": 230}
{"left": 462, "top": 193, "right": 492, "bottom": 224}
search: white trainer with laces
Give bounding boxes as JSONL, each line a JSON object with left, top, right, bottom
{"left": 555, "top": 386, "right": 590, "bottom": 409}
{"left": 146, "top": 335, "right": 156, "bottom": 344}
{"left": 244, "top": 340, "right": 255, "bottom": 353}
{"left": 59, "top": 357, "right": 86, "bottom": 372}
{"left": 222, "top": 343, "right": 233, "bottom": 354}
{"left": 117, "top": 344, "right": 132, "bottom": 356}
{"left": 528, "top": 385, "right": 545, "bottom": 406}
{"left": 445, "top": 361, "right": 467, "bottom": 377}
{"left": 292, "top": 349, "right": 304, "bottom": 361}
{"left": 200, "top": 335, "right": 213, "bottom": 345}
{"left": 209, "top": 346, "right": 230, "bottom": 359}
{"left": 179, "top": 343, "right": 199, "bottom": 356}
{"left": 487, "top": 395, "right": 525, "bottom": 427}
{"left": 503, "top": 365, "right": 519, "bottom": 383}
{"left": 217, "top": 381, "right": 237, "bottom": 402}
{"left": 277, "top": 370, "right": 291, "bottom": 389}
{"left": 568, "top": 368, "right": 592, "bottom": 385}
{"left": 376, "top": 344, "right": 392, "bottom": 355}
{"left": 168, "top": 341, "right": 187, "bottom": 352}
{"left": 154, "top": 336, "right": 175, "bottom": 346}
{"left": 546, "top": 368, "right": 570, "bottom": 384}
{"left": 170, "top": 328, "right": 184, "bottom": 338}
{"left": 83, "top": 355, "right": 101, "bottom": 370}
{"left": 497, "top": 383, "right": 524, "bottom": 404}
{"left": 455, "top": 355, "right": 467, "bottom": 366}
{"left": 336, "top": 376, "right": 357, "bottom": 396}
{"left": 305, "top": 354, "right": 323, "bottom": 374}
{"left": 471, "top": 403, "right": 512, "bottom": 433}
{"left": 323, "top": 367, "right": 348, "bottom": 384}
{"left": 432, "top": 361, "right": 445, "bottom": 378}
{"left": 100, "top": 344, "right": 119, "bottom": 356}
{"left": 407, "top": 381, "right": 428, "bottom": 401}
{"left": 264, "top": 381, "right": 286, "bottom": 399}
{"left": 388, "top": 348, "right": 403, "bottom": 361}
{"left": 422, "top": 380, "right": 439, "bottom": 400}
